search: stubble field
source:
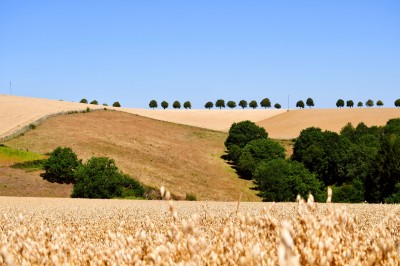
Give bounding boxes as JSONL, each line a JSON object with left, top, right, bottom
{"left": 1, "top": 196, "right": 400, "bottom": 265}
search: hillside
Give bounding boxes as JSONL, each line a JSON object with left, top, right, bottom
{"left": 4, "top": 110, "right": 259, "bottom": 201}
{"left": 0, "top": 94, "right": 103, "bottom": 141}
{"left": 258, "top": 108, "right": 400, "bottom": 139}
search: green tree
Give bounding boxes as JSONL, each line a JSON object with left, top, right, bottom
{"left": 254, "top": 159, "right": 323, "bottom": 202}
{"left": 366, "top": 99, "right": 374, "bottom": 107}
{"left": 227, "top": 101, "right": 237, "bottom": 109}
{"left": 237, "top": 138, "right": 286, "bottom": 178}
{"left": 336, "top": 99, "right": 345, "bottom": 108}
{"left": 296, "top": 100, "right": 305, "bottom": 109}
{"left": 149, "top": 100, "right": 158, "bottom": 109}
{"left": 204, "top": 101, "right": 213, "bottom": 109}
{"left": 377, "top": 100, "right": 384, "bottom": 107}
{"left": 90, "top": 100, "right": 98, "bottom": 105}
{"left": 216, "top": 99, "right": 225, "bottom": 109}
{"left": 80, "top": 98, "right": 88, "bottom": 104}
{"left": 274, "top": 103, "right": 281, "bottom": 109}
{"left": 346, "top": 100, "right": 354, "bottom": 108}
{"left": 239, "top": 100, "right": 248, "bottom": 109}
{"left": 249, "top": 100, "right": 258, "bottom": 109}
{"left": 183, "top": 101, "right": 192, "bottom": 109}
{"left": 112, "top": 101, "right": 121, "bottom": 107}
{"left": 357, "top": 101, "right": 363, "bottom": 107}
{"left": 173, "top": 101, "right": 181, "bottom": 109}
{"left": 395, "top": 99, "right": 400, "bottom": 107}
{"left": 161, "top": 101, "right": 169, "bottom": 109}
{"left": 260, "top": 98, "right": 271, "bottom": 108}
{"left": 306, "top": 98, "right": 314, "bottom": 108}
{"left": 42, "top": 147, "right": 81, "bottom": 184}
{"left": 225, "top": 120, "right": 268, "bottom": 151}
{"left": 71, "top": 157, "right": 144, "bottom": 199}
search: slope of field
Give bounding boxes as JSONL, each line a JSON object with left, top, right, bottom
{"left": 0, "top": 94, "right": 103, "bottom": 141}
{"left": 1, "top": 197, "right": 399, "bottom": 265}
{"left": 259, "top": 108, "right": 400, "bottom": 139}
{"left": 4, "top": 110, "right": 259, "bottom": 201}
{"left": 120, "top": 108, "right": 286, "bottom": 132}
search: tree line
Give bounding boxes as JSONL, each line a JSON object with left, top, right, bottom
{"left": 80, "top": 98, "right": 121, "bottom": 107}
{"left": 224, "top": 118, "right": 400, "bottom": 203}
{"left": 149, "top": 98, "right": 282, "bottom": 109}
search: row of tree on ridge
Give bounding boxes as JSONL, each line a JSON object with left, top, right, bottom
{"left": 150, "top": 98, "right": 400, "bottom": 109}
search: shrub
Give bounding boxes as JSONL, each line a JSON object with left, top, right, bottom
{"left": 260, "top": 98, "right": 271, "bottom": 108}
{"left": 185, "top": 193, "right": 197, "bottom": 201}
{"left": 42, "top": 147, "right": 81, "bottom": 184}
{"left": 238, "top": 100, "right": 247, "bottom": 109}
{"left": 227, "top": 101, "right": 236, "bottom": 109}
{"left": 204, "top": 101, "right": 213, "bottom": 109}
{"left": 173, "top": 101, "right": 181, "bottom": 109}
{"left": 274, "top": 103, "right": 281, "bottom": 109}
{"left": 249, "top": 100, "right": 258, "bottom": 109}
{"left": 149, "top": 100, "right": 158, "bottom": 109}
{"left": 71, "top": 157, "right": 144, "bottom": 199}
{"left": 80, "top": 98, "right": 88, "bottom": 104}
{"left": 161, "top": 101, "right": 169, "bottom": 109}
{"left": 183, "top": 101, "right": 192, "bottom": 109}
{"left": 215, "top": 99, "right": 225, "bottom": 109}
{"left": 90, "top": 100, "right": 98, "bottom": 105}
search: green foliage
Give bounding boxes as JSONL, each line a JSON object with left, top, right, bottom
{"left": 0, "top": 146, "right": 44, "bottom": 163}
{"left": 227, "top": 101, "right": 236, "bottom": 109}
{"left": 377, "top": 100, "right": 384, "bottom": 107}
{"left": 80, "top": 98, "right": 88, "bottom": 104}
{"left": 90, "top": 100, "right": 98, "bottom": 105}
{"left": 331, "top": 179, "right": 365, "bottom": 203}
{"left": 238, "top": 100, "right": 247, "bottom": 109}
{"left": 254, "top": 159, "right": 323, "bottom": 202}
{"left": 42, "top": 147, "right": 81, "bottom": 184}
{"left": 357, "top": 101, "right": 363, "bottom": 107}
{"left": 149, "top": 100, "right": 158, "bottom": 109}
{"left": 260, "top": 98, "right": 271, "bottom": 108}
{"left": 366, "top": 99, "right": 374, "bottom": 107}
{"left": 395, "top": 99, "right": 400, "bottom": 107}
{"left": 274, "top": 103, "right": 281, "bottom": 109}
{"left": 112, "top": 101, "right": 121, "bottom": 107}
{"left": 249, "top": 100, "right": 258, "bottom": 109}
{"left": 161, "top": 101, "right": 169, "bottom": 109}
{"left": 215, "top": 99, "right": 225, "bottom": 109}
{"left": 346, "top": 100, "right": 354, "bottom": 108}
{"left": 173, "top": 101, "right": 181, "bottom": 109}
{"left": 71, "top": 157, "right": 144, "bottom": 199}
{"left": 336, "top": 99, "right": 344, "bottom": 108}
{"left": 12, "top": 159, "right": 45, "bottom": 172}
{"left": 306, "top": 98, "right": 314, "bottom": 108}
{"left": 204, "top": 101, "right": 213, "bottom": 109}
{"left": 185, "top": 193, "right": 197, "bottom": 201}
{"left": 227, "top": 144, "right": 242, "bottom": 163}
{"left": 29, "top": 124, "right": 36, "bottom": 130}
{"left": 183, "top": 101, "right": 191, "bottom": 109}
{"left": 384, "top": 118, "right": 400, "bottom": 135}
{"left": 296, "top": 100, "right": 305, "bottom": 109}
{"left": 225, "top": 120, "right": 268, "bottom": 151}
{"left": 237, "top": 139, "right": 285, "bottom": 178}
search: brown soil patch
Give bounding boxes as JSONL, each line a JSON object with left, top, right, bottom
{"left": 5, "top": 110, "right": 259, "bottom": 201}
{"left": 258, "top": 108, "right": 400, "bottom": 139}
{"left": 0, "top": 167, "right": 72, "bottom": 197}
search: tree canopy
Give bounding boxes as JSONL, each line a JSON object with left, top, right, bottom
{"left": 183, "top": 101, "right": 192, "bottom": 109}
{"left": 296, "top": 100, "right": 305, "bottom": 109}
{"left": 205, "top": 101, "right": 213, "bottom": 109}
{"left": 249, "top": 100, "right": 258, "bottom": 109}
{"left": 239, "top": 100, "right": 248, "bottom": 109}
{"left": 366, "top": 99, "right": 374, "bottom": 107}
{"left": 227, "top": 101, "right": 237, "bottom": 109}
{"left": 225, "top": 120, "right": 268, "bottom": 151}
{"left": 112, "top": 102, "right": 121, "bottom": 107}
{"left": 149, "top": 100, "right": 158, "bottom": 109}
{"left": 274, "top": 103, "right": 281, "bottom": 109}
{"left": 306, "top": 98, "right": 314, "bottom": 108}
{"left": 161, "top": 101, "right": 169, "bottom": 109}
{"left": 346, "top": 100, "right": 354, "bottom": 108}
{"left": 42, "top": 147, "right": 81, "bottom": 184}
{"left": 395, "top": 99, "right": 400, "bottom": 107}
{"left": 173, "top": 101, "right": 181, "bottom": 109}
{"left": 216, "top": 99, "right": 225, "bottom": 109}
{"left": 377, "top": 100, "right": 384, "bottom": 107}
{"left": 260, "top": 98, "right": 271, "bottom": 108}
{"left": 80, "top": 98, "right": 88, "bottom": 104}
{"left": 336, "top": 99, "right": 345, "bottom": 108}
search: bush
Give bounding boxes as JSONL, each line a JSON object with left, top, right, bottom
{"left": 42, "top": 147, "right": 81, "bottom": 184}
{"left": 90, "top": 100, "right": 98, "bottom": 105}
{"left": 149, "top": 100, "right": 158, "bottom": 109}
{"left": 274, "top": 103, "right": 281, "bottom": 109}
{"left": 225, "top": 120, "right": 268, "bottom": 150}
{"left": 173, "top": 101, "right": 181, "bottom": 109}
{"left": 204, "top": 101, "right": 213, "bottom": 109}
{"left": 185, "top": 193, "right": 197, "bottom": 201}
{"left": 80, "top": 98, "right": 88, "bottom": 104}
{"left": 183, "top": 101, "right": 192, "bottom": 109}
{"left": 71, "top": 157, "right": 144, "bottom": 199}
{"left": 161, "top": 101, "right": 169, "bottom": 109}
{"left": 254, "top": 159, "right": 323, "bottom": 202}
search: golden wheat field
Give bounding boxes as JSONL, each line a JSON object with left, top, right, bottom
{"left": 1, "top": 190, "right": 400, "bottom": 265}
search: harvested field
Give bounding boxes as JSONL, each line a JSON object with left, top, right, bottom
{"left": 1, "top": 196, "right": 399, "bottom": 265}
{"left": 4, "top": 110, "right": 258, "bottom": 201}
{"left": 121, "top": 108, "right": 286, "bottom": 132}
{"left": 0, "top": 94, "right": 103, "bottom": 141}
{"left": 258, "top": 108, "right": 400, "bottom": 139}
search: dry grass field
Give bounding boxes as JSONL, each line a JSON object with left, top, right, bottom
{"left": 258, "top": 108, "right": 400, "bottom": 139}
{"left": 4, "top": 110, "right": 259, "bottom": 201}
{"left": 1, "top": 194, "right": 399, "bottom": 265}
{"left": 0, "top": 94, "right": 104, "bottom": 141}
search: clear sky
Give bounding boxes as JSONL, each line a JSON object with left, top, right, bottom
{"left": 1, "top": 1, "right": 399, "bottom": 108}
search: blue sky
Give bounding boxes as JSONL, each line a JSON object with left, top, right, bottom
{"left": 1, "top": 1, "right": 399, "bottom": 108}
